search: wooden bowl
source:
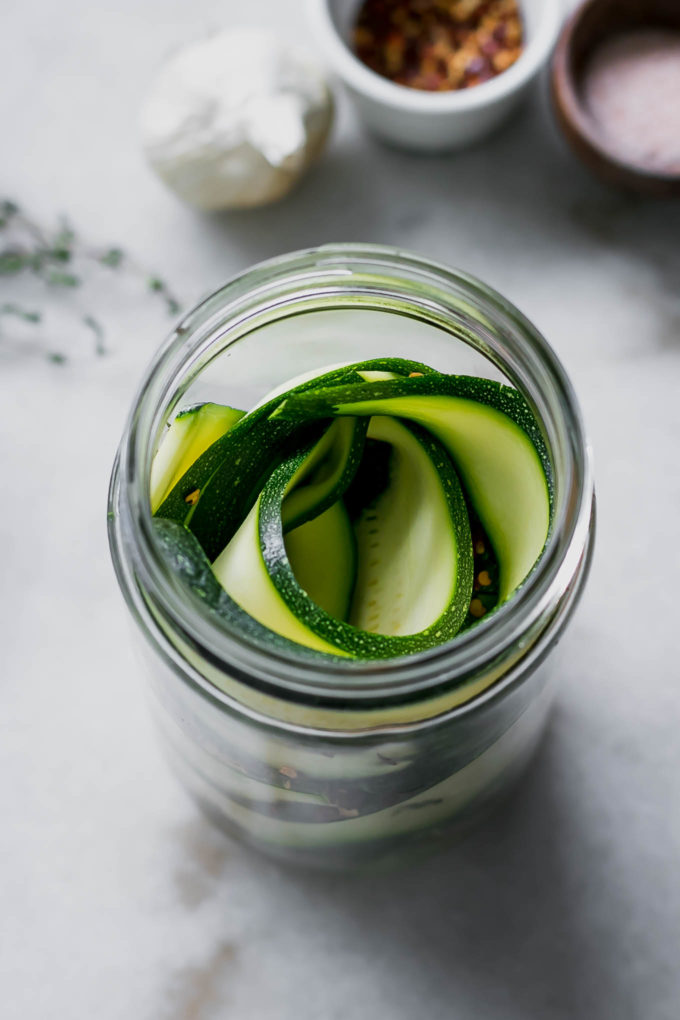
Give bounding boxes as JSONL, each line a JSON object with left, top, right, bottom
{"left": 551, "top": 0, "right": 680, "bottom": 196}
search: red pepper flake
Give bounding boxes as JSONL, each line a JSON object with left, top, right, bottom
{"left": 353, "top": 0, "right": 524, "bottom": 92}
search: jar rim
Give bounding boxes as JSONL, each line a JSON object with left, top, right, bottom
{"left": 109, "top": 243, "right": 594, "bottom": 710}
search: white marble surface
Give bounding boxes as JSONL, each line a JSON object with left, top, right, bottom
{"left": 2, "top": 2, "right": 680, "bottom": 1018}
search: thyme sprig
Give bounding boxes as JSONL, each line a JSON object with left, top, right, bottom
{"left": 0, "top": 199, "right": 182, "bottom": 362}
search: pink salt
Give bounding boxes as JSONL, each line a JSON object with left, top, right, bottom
{"left": 582, "top": 29, "right": 680, "bottom": 173}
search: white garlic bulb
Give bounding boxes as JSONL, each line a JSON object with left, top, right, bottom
{"left": 140, "top": 29, "right": 334, "bottom": 210}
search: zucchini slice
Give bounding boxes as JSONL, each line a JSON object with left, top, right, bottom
{"left": 211, "top": 500, "right": 350, "bottom": 658}
{"left": 213, "top": 419, "right": 473, "bottom": 658}
{"left": 349, "top": 416, "right": 471, "bottom": 638}
{"left": 277, "top": 374, "right": 552, "bottom": 601}
{"left": 152, "top": 518, "right": 341, "bottom": 659}
{"left": 155, "top": 358, "right": 434, "bottom": 560}
{"left": 284, "top": 502, "right": 357, "bottom": 621}
{"left": 210, "top": 428, "right": 359, "bottom": 657}
{"left": 150, "top": 402, "right": 244, "bottom": 513}
{"left": 281, "top": 416, "right": 367, "bottom": 533}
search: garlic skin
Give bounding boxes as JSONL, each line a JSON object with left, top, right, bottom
{"left": 140, "top": 30, "right": 334, "bottom": 211}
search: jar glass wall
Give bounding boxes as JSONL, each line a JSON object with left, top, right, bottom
{"left": 108, "top": 245, "right": 594, "bottom": 870}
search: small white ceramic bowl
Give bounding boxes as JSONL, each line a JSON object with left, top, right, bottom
{"left": 307, "top": 0, "right": 564, "bottom": 151}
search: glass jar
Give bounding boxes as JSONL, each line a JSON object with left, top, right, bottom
{"left": 108, "top": 245, "right": 594, "bottom": 870}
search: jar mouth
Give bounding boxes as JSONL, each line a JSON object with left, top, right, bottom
{"left": 111, "top": 244, "right": 593, "bottom": 708}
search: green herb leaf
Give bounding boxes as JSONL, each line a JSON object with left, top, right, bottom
{"left": 45, "top": 269, "right": 80, "bottom": 287}
{"left": 100, "top": 247, "right": 124, "bottom": 268}
{"left": 83, "top": 314, "right": 106, "bottom": 356}
{"left": 0, "top": 200, "right": 19, "bottom": 218}
{"left": 0, "top": 302, "right": 41, "bottom": 323}
{"left": 0, "top": 251, "right": 28, "bottom": 275}
{"left": 52, "top": 223, "right": 75, "bottom": 261}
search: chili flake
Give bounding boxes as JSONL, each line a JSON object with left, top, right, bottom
{"left": 353, "top": 0, "right": 524, "bottom": 92}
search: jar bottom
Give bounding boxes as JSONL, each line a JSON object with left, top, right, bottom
{"left": 155, "top": 676, "right": 556, "bottom": 873}
{"left": 182, "top": 727, "right": 548, "bottom": 874}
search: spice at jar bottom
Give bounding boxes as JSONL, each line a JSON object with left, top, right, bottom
{"left": 353, "top": 0, "right": 524, "bottom": 92}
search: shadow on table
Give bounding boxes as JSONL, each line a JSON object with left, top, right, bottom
{"left": 190, "top": 104, "right": 568, "bottom": 260}
{"left": 190, "top": 91, "right": 680, "bottom": 366}
{"left": 280, "top": 716, "right": 619, "bottom": 1020}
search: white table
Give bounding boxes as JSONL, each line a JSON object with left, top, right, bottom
{"left": 2, "top": 2, "right": 679, "bottom": 1017}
